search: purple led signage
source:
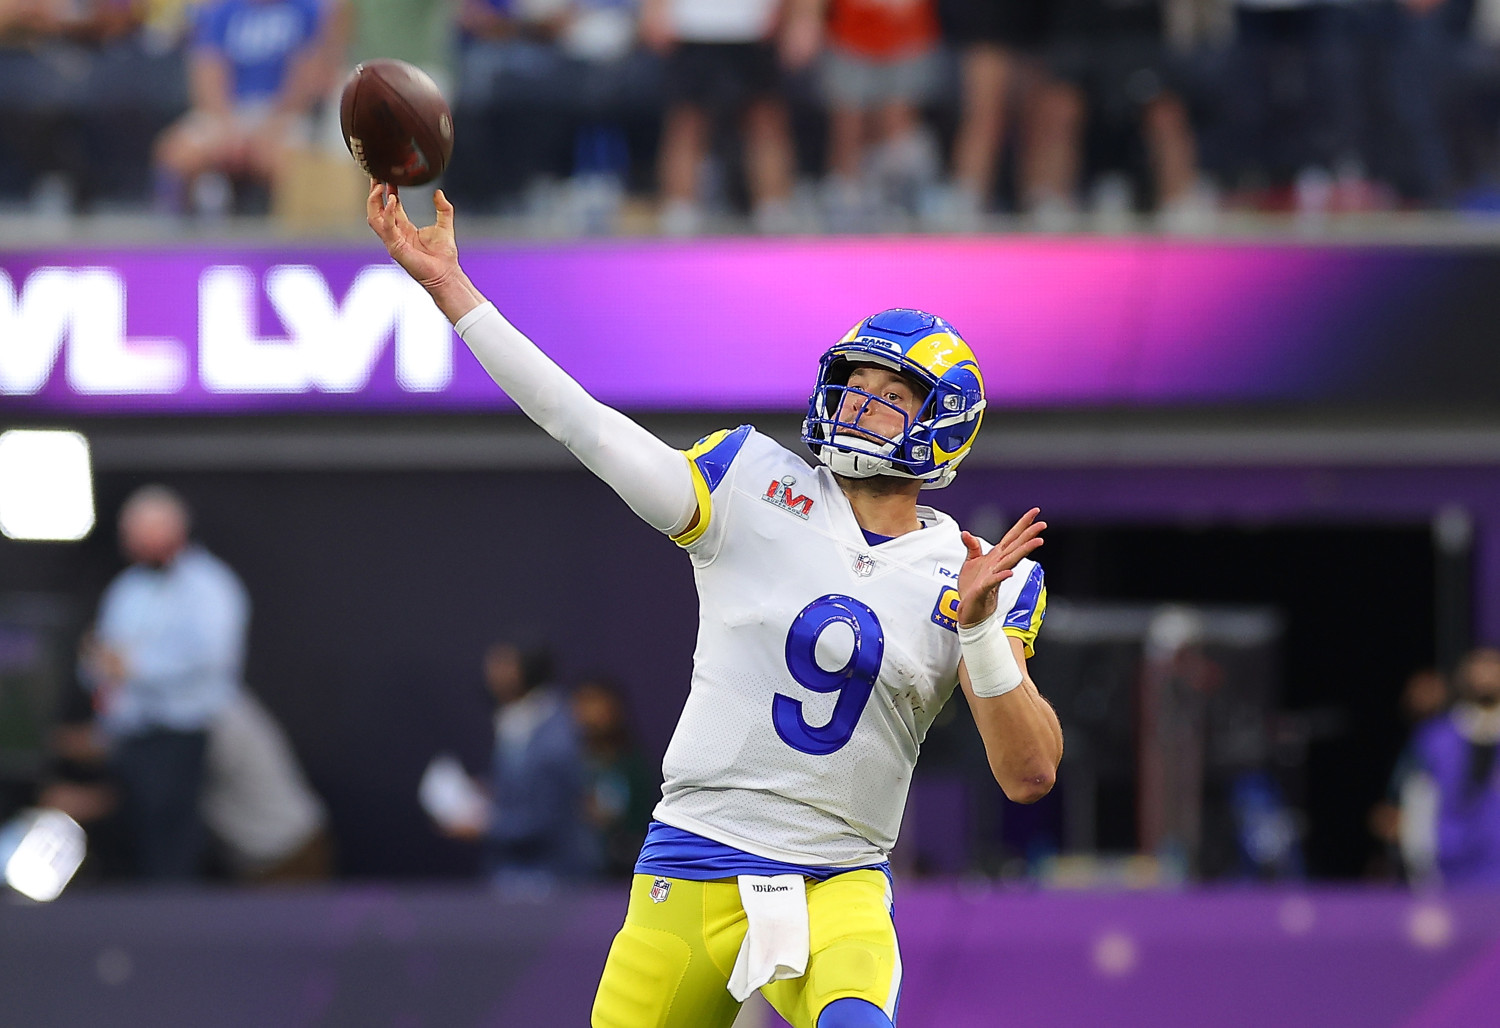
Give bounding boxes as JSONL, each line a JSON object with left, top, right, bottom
{"left": 0, "top": 238, "right": 1432, "bottom": 415}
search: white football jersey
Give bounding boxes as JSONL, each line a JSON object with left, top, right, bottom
{"left": 653, "top": 427, "right": 1046, "bottom": 867}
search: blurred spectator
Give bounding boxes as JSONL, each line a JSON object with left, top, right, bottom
{"left": 441, "top": 640, "right": 597, "bottom": 888}
{"left": 0, "top": 0, "right": 142, "bottom": 212}
{"left": 1403, "top": 647, "right": 1500, "bottom": 886}
{"left": 450, "top": 0, "right": 655, "bottom": 228}
{"left": 1029, "top": 0, "right": 1209, "bottom": 229}
{"left": 558, "top": 0, "right": 657, "bottom": 234}
{"left": 644, "top": 0, "right": 798, "bottom": 233}
{"left": 571, "top": 676, "right": 655, "bottom": 878}
{"left": 35, "top": 678, "right": 128, "bottom": 880}
{"left": 346, "top": 0, "right": 454, "bottom": 87}
{"left": 137, "top": 0, "right": 200, "bottom": 48}
{"left": 81, "top": 485, "right": 249, "bottom": 880}
{"left": 152, "top": 0, "right": 349, "bottom": 217}
{"left": 1363, "top": 0, "right": 1453, "bottom": 206}
{"left": 941, "top": 0, "right": 1050, "bottom": 224}
{"left": 0, "top": 0, "right": 137, "bottom": 42}
{"left": 201, "top": 689, "right": 334, "bottom": 882}
{"left": 1228, "top": 0, "right": 1376, "bottom": 214}
{"left": 451, "top": 0, "right": 575, "bottom": 208}
{"left": 1368, "top": 666, "right": 1449, "bottom": 880}
{"left": 794, "top": 0, "right": 944, "bottom": 230}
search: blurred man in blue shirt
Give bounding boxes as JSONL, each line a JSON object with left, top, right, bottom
{"left": 83, "top": 485, "right": 250, "bottom": 879}
{"left": 152, "top": 0, "right": 348, "bottom": 215}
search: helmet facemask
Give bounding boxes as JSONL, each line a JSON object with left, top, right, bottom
{"left": 802, "top": 310, "right": 987, "bottom": 490}
{"left": 807, "top": 356, "right": 959, "bottom": 484}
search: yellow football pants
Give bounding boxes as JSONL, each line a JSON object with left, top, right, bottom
{"left": 591, "top": 870, "right": 900, "bottom": 1028}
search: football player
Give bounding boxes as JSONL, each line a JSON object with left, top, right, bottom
{"left": 367, "top": 182, "right": 1062, "bottom": 1028}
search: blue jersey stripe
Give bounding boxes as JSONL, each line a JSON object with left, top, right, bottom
{"left": 1004, "top": 564, "right": 1045, "bottom": 631}
{"left": 635, "top": 822, "right": 892, "bottom": 884}
{"left": 692, "top": 424, "right": 752, "bottom": 494}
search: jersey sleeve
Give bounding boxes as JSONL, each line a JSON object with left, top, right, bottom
{"left": 671, "top": 424, "right": 753, "bottom": 550}
{"left": 1001, "top": 561, "right": 1047, "bottom": 657}
{"left": 455, "top": 303, "right": 698, "bottom": 536}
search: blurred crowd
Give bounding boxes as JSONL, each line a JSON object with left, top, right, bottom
{"left": 6, "top": 0, "right": 1500, "bottom": 230}
{"left": 37, "top": 484, "right": 656, "bottom": 887}
{"left": 14, "top": 484, "right": 1500, "bottom": 890}
{"left": 38, "top": 486, "right": 338, "bottom": 883}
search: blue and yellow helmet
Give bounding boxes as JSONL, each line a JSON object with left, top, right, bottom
{"left": 801, "top": 308, "right": 985, "bottom": 490}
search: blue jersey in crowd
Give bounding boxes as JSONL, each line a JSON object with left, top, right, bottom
{"left": 194, "top": 0, "right": 326, "bottom": 103}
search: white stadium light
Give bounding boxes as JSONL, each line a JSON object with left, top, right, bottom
{"left": 0, "top": 808, "right": 87, "bottom": 902}
{"left": 0, "top": 429, "right": 96, "bottom": 541}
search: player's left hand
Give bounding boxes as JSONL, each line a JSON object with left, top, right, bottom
{"left": 956, "top": 508, "right": 1045, "bottom": 628}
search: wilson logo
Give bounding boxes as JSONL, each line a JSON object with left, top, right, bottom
{"left": 764, "top": 476, "right": 814, "bottom": 519}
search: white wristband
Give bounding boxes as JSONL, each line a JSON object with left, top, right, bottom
{"left": 959, "top": 610, "right": 1024, "bottom": 698}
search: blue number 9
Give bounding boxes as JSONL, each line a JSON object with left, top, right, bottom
{"left": 773, "top": 594, "right": 885, "bottom": 756}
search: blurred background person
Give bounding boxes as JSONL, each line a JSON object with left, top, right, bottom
{"left": 449, "top": 0, "right": 654, "bottom": 231}
{"left": 152, "top": 0, "right": 349, "bottom": 217}
{"left": 554, "top": 0, "right": 656, "bottom": 235}
{"left": 1367, "top": 666, "right": 1448, "bottom": 880}
{"left": 642, "top": 0, "right": 798, "bottom": 233}
{"left": 80, "top": 485, "right": 250, "bottom": 881}
{"left": 1360, "top": 0, "right": 1453, "bottom": 208}
{"left": 0, "top": 0, "right": 142, "bottom": 214}
{"left": 35, "top": 676, "right": 129, "bottom": 881}
{"left": 1026, "top": 0, "right": 1209, "bottom": 230}
{"left": 434, "top": 640, "right": 598, "bottom": 889}
{"left": 1402, "top": 646, "right": 1500, "bottom": 886}
{"left": 789, "top": 0, "right": 944, "bottom": 230}
{"left": 200, "top": 687, "right": 334, "bottom": 882}
{"left": 940, "top": 0, "right": 1049, "bottom": 225}
{"left": 570, "top": 675, "right": 655, "bottom": 879}
{"left": 346, "top": 0, "right": 453, "bottom": 93}
{"left": 449, "top": 0, "right": 575, "bottom": 211}
{"left": 1227, "top": 0, "right": 1375, "bottom": 215}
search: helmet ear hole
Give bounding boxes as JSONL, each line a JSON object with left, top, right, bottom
{"left": 940, "top": 421, "right": 977, "bottom": 454}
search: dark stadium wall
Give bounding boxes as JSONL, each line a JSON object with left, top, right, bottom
{"left": 1, "top": 461, "right": 1495, "bottom": 878}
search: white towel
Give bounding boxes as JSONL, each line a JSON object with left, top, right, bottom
{"left": 727, "top": 874, "right": 810, "bottom": 1002}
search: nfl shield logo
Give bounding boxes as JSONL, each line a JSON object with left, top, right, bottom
{"left": 650, "top": 877, "right": 671, "bottom": 903}
{"left": 853, "top": 553, "right": 875, "bottom": 577}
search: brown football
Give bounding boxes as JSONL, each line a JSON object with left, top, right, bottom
{"left": 340, "top": 59, "right": 454, "bottom": 187}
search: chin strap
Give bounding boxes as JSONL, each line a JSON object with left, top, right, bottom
{"left": 820, "top": 431, "right": 911, "bottom": 480}
{"left": 822, "top": 446, "right": 892, "bottom": 479}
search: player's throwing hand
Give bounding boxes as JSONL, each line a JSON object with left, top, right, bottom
{"left": 957, "top": 509, "right": 1046, "bottom": 628}
{"left": 366, "top": 179, "right": 460, "bottom": 291}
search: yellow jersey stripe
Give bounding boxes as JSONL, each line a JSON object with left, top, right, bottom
{"left": 671, "top": 457, "right": 714, "bottom": 548}
{"left": 1002, "top": 585, "right": 1047, "bottom": 658}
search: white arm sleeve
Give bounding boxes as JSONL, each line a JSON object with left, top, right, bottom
{"left": 455, "top": 302, "right": 698, "bottom": 535}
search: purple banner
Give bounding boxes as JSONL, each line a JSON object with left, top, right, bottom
{"left": 0, "top": 238, "right": 1466, "bottom": 415}
{"left": 3, "top": 885, "right": 1499, "bottom": 1027}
